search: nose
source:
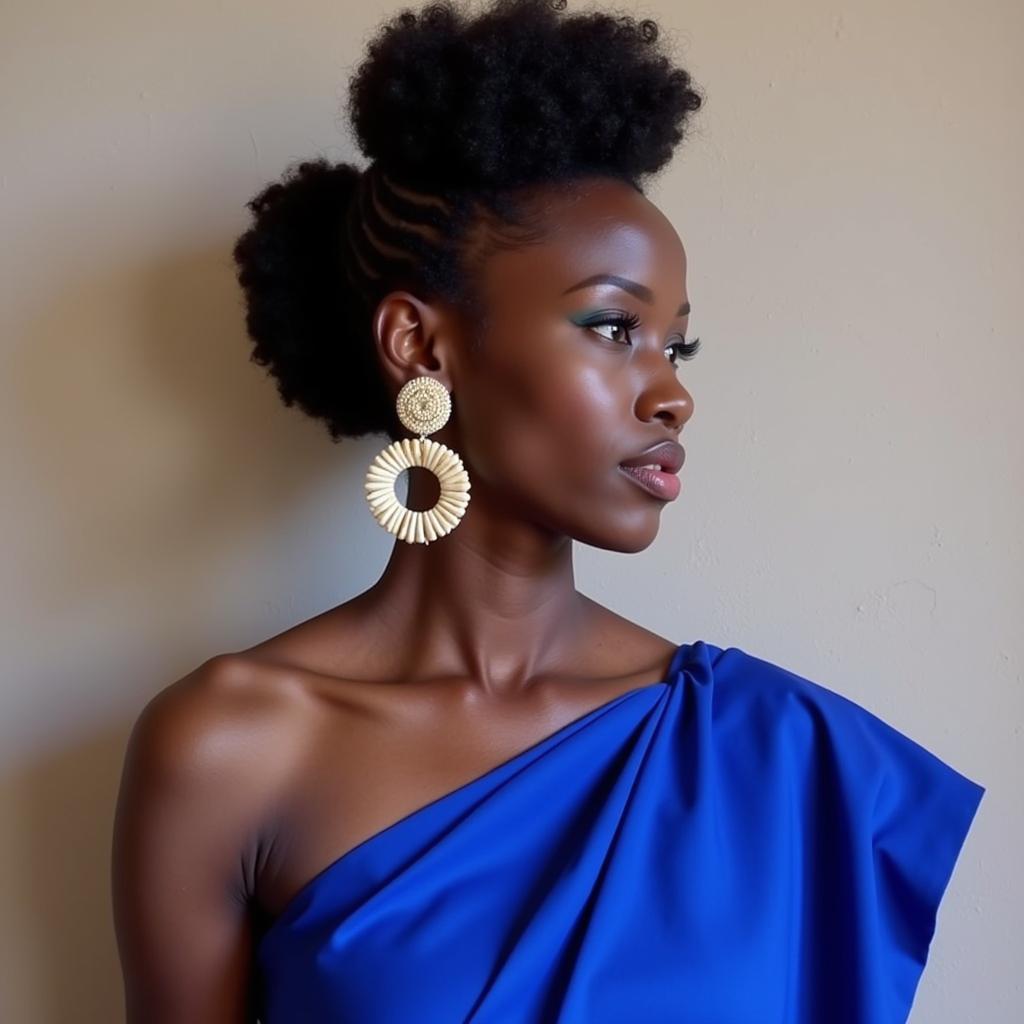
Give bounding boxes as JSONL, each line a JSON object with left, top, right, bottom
{"left": 635, "top": 372, "right": 694, "bottom": 433}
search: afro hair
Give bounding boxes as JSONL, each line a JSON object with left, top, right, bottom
{"left": 232, "top": 0, "right": 703, "bottom": 442}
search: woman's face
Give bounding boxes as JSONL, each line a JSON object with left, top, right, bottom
{"left": 447, "top": 176, "right": 695, "bottom": 553}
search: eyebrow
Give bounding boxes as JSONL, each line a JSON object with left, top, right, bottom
{"left": 561, "top": 273, "right": 691, "bottom": 317}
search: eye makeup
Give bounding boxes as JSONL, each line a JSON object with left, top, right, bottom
{"left": 568, "top": 309, "right": 702, "bottom": 363}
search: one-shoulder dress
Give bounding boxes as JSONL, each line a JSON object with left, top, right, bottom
{"left": 254, "top": 640, "right": 984, "bottom": 1023}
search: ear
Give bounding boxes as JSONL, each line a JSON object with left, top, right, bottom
{"left": 371, "top": 290, "right": 455, "bottom": 392}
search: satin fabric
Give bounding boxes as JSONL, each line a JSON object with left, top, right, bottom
{"left": 255, "top": 639, "right": 984, "bottom": 1023}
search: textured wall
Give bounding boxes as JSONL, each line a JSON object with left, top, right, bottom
{"left": 0, "top": 1, "right": 1019, "bottom": 1019}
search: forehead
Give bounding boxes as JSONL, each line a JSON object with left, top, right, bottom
{"left": 476, "top": 178, "right": 688, "bottom": 308}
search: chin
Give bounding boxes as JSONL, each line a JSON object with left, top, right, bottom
{"left": 571, "top": 514, "right": 663, "bottom": 554}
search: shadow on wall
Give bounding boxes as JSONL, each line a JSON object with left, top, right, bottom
{"left": 3, "top": 727, "right": 130, "bottom": 1021}
{"left": 2, "top": 234, "right": 367, "bottom": 1019}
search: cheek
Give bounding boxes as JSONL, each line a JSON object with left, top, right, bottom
{"left": 540, "top": 364, "right": 622, "bottom": 455}
{"left": 459, "top": 349, "right": 625, "bottom": 492}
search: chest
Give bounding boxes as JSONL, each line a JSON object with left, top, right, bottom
{"left": 256, "top": 679, "right": 633, "bottom": 919}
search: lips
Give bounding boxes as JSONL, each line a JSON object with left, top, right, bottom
{"left": 618, "top": 440, "right": 685, "bottom": 474}
{"left": 617, "top": 440, "right": 685, "bottom": 502}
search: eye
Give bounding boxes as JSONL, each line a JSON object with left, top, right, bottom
{"left": 665, "top": 336, "right": 702, "bottom": 364}
{"left": 584, "top": 310, "right": 643, "bottom": 345}
{"left": 577, "top": 310, "right": 703, "bottom": 366}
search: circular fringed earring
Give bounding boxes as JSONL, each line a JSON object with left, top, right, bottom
{"left": 364, "top": 376, "right": 471, "bottom": 545}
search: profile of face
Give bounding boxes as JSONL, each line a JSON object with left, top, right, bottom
{"left": 374, "top": 176, "right": 695, "bottom": 554}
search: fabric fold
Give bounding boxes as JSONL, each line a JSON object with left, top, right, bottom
{"left": 255, "top": 639, "right": 984, "bottom": 1024}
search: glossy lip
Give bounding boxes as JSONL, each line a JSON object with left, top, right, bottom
{"left": 618, "top": 464, "right": 682, "bottom": 501}
{"left": 617, "top": 440, "right": 685, "bottom": 502}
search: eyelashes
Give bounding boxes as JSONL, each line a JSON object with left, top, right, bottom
{"left": 578, "top": 310, "right": 702, "bottom": 363}
{"left": 666, "top": 336, "right": 702, "bottom": 362}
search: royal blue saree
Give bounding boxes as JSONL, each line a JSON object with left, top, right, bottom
{"left": 255, "top": 640, "right": 984, "bottom": 1023}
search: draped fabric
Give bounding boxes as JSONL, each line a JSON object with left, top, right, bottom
{"left": 255, "top": 640, "right": 984, "bottom": 1023}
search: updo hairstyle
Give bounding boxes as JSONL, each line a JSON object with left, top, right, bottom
{"left": 232, "top": 0, "right": 704, "bottom": 442}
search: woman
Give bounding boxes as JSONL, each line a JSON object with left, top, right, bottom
{"left": 111, "top": 1, "right": 984, "bottom": 1021}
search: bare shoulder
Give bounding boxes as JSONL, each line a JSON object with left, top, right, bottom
{"left": 112, "top": 655, "right": 321, "bottom": 1021}
{"left": 119, "top": 653, "right": 314, "bottom": 833}
{"left": 127, "top": 653, "right": 288, "bottom": 755}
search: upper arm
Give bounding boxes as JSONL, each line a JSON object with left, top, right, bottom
{"left": 111, "top": 656, "right": 288, "bottom": 1023}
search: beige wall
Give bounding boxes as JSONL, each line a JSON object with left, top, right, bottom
{"left": 1, "top": 1, "right": 1019, "bottom": 1019}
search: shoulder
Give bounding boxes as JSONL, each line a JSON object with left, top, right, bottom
{"left": 120, "top": 653, "right": 313, "bottom": 821}
{"left": 112, "top": 656, "right": 322, "bottom": 1017}
{"left": 696, "top": 638, "right": 985, "bottom": 834}
{"left": 698, "top": 640, "right": 895, "bottom": 738}
{"left": 690, "top": 639, "right": 870, "bottom": 731}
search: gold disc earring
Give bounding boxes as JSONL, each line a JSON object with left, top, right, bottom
{"left": 364, "top": 376, "right": 471, "bottom": 545}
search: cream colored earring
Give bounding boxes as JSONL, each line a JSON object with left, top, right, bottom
{"left": 364, "top": 376, "right": 471, "bottom": 545}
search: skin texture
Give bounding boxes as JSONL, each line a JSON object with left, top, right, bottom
{"left": 111, "top": 176, "right": 695, "bottom": 1022}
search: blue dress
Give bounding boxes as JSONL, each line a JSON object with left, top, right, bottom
{"left": 255, "top": 640, "right": 984, "bottom": 1023}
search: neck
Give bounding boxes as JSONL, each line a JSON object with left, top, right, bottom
{"left": 350, "top": 472, "right": 593, "bottom": 697}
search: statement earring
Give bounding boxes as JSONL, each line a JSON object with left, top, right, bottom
{"left": 364, "top": 376, "right": 471, "bottom": 545}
